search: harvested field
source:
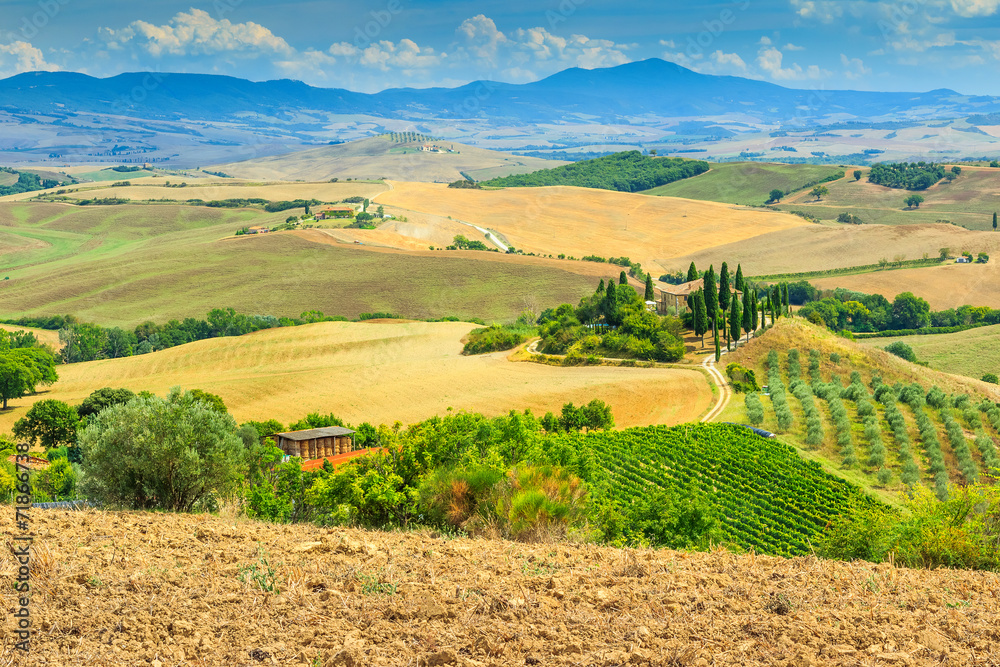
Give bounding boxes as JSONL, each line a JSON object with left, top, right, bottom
{"left": 380, "top": 182, "right": 807, "bottom": 274}
{"left": 2, "top": 508, "right": 998, "bottom": 666}
{"left": 666, "top": 222, "right": 1000, "bottom": 277}
{"left": 0, "top": 324, "right": 58, "bottom": 348}
{"left": 50, "top": 181, "right": 387, "bottom": 203}
{"left": 811, "top": 261, "right": 1000, "bottom": 310}
{"left": 0, "top": 321, "right": 711, "bottom": 432}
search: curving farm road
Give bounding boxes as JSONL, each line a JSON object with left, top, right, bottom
{"left": 700, "top": 350, "right": 732, "bottom": 423}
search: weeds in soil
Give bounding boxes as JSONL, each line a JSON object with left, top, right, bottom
{"left": 238, "top": 556, "right": 280, "bottom": 594}
{"left": 356, "top": 570, "right": 397, "bottom": 596}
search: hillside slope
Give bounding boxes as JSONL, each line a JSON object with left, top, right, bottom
{"left": 0, "top": 321, "right": 712, "bottom": 433}
{"left": 1, "top": 508, "right": 997, "bottom": 666}
{"left": 213, "top": 135, "right": 565, "bottom": 183}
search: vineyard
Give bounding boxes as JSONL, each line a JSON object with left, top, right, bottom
{"left": 544, "top": 424, "right": 878, "bottom": 556}
{"left": 742, "top": 347, "right": 1000, "bottom": 498}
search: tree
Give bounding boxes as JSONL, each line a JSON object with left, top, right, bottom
{"left": 853, "top": 170, "right": 862, "bottom": 181}
{"left": 13, "top": 399, "right": 79, "bottom": 451}
{"left": 0, "top": 348, "right": 57, "bottom": 409}
{"left": 718, "top": 262, "right": 730, "bottom": 312}
{"left": 891, "top": 292, "right": 931, "bottom": 330}
{"left": 905, "top": 194, "right": 924, "bottom": 209}
{"left": 750, "top": 291, "right": 759, "bottom": 334}
{"left": 766, "top": 189, "right": 783, "bottom": 204}
{"left": 951, "top": 166, "right": 962, "bottom": 176}
{"left": 728, "top": 295, "right": 741, "bottom": 352}
{"left": 78, "top": 387, "right": 137, "bottom": 418}
{"left": 993, "top": 212, "right": 997, "bottom": 231}
{"left": 602, "top": 281, "right": 620, "bottom": 326}
{"left": 713, "top": 319, "right": 721, "bottom": 363}
{"left": 644, "top": 274, "right": 655, "bottom": 302}
{"left": 102, "top": 327, "right": 135, "bottom": 359}
{"left": 686, "top": 262, "right": 699, "bottom": 283}
{"left": 619, "top": 270, "right": 628, "bottom": 286}
{"left": 581, "top": 399, "right": 615, "bottom": 431}
{"left": 734, "top": 264, "right": 745, "bottom": 294}
{"left": 741, "top": 289, "right": 752, "bottom": 341}
{"left": 811, "top": 185, "right": 829, "bottom": 200}
{"left": 78, "top": 388, "right": 246, "bottom": 512}
{"left": 596, "top": 278, "right": 605, "bottom": 295}
{"left": 939, "top": 247, "right": 951, "bottom": 259}
{"left": 703, "top": 266, "right": 718, "bottom": 328}
{"left": 782, "top": 283, "right": 790, "bottom": 315}
{"left": 693, "top": 291, "right": 708, "bottom": 346}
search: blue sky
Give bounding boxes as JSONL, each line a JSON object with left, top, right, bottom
{"left": 2, "top": 0, "right": 1000, "bottom": 93}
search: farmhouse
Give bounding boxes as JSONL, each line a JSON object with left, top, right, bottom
{"left": 273, "top": 426, "right": 356, "bottom": 460}
{"left": 658, "top": 278, "right": 704, "bottom": 315}
{"left": 247, "top": 226, "right": 269, "bottom": 234}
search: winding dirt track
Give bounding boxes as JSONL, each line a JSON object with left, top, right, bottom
{"left": 700, "top": 350, "right": 731, "bottom": 422}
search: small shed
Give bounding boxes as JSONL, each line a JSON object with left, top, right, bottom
{"left": 273, "top": 426, "right": 356, "bottom": 460}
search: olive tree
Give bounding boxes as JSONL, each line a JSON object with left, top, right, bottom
{"left": 79, "top": 388, "right": 245, "bottom": 512}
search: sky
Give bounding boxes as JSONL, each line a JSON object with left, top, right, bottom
{"left": 2, "top": 0, "right": 1000, "bottom": 94}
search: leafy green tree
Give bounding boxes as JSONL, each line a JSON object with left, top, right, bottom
{"left": 891, "top": 292, "right": 931, "bottom": 329}
{"left": 686, "top": 262, "right": 698, "bottom": 282}
{"left": 885, "top": 341, "right": 917, "bottom": 363}
{"left": 905, "top": 194, "right": 924, "bottom": 209}
{"left": 0, "top": 348, "right": 57, "bottom": 409}
{"left": 189, "top": 389, "right": 227, "bottom": 413}
{"left": 78, "top": 387, "right": 137, "bottom": 418}
{"left": 853, "top": 170, "right": 862, "bottom": 181}
{"left": 718, "top": 262, "right": 730, "bottom": 312}
{"left": 34, "top": 457, "right": 77, "bottom": 501}
{"left": 102, "top": 327, "right": 135, "bottom": 358}
{"left": 728, "top": 295, "right": 741, "bottom": 352}
{"left": 951, "top": 166, "right": 962, "bottom": 176}
{"left": 811, "top": 185, "right": 829, "bottom": 200}
{"left": 703, "top": 266, "right": 718, "bottom": 327}
{"left": 644, "top": 274, "right": 655, "bottom": 302}
{"left": 765, "top": 189, "right": 783, "bottom": 204}
{"left": 13, "top": 400, "right": 79, "bottom": 450}
{"left": 78, "top": 388, "right": 245, "bottom": 512}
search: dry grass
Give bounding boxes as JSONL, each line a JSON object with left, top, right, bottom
{"left": 0, "top": 323, "right": 59, "bottom": 347}
{"left": 380, "top": 182, "right": 808, "bottom": 274}
{"left": 0, "top": 321, "right": 712, "bottom": 432}
{"left": 53, "top": 181, "right": 388, "bottom": 203}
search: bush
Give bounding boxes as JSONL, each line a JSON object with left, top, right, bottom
{"left": 462, "top": 324, "right": 530, "bottom": 355}
{"left": 982, "top": 373, "right": 999, "bottom": 384}
{"left": 884, "top": 341, "right": 917, "bottom": 362}
{"left": 78, "top": 388, "right": 245, "bottom": 511}
{"left": 744, "top": 393, "right": 764, "bottom": 426}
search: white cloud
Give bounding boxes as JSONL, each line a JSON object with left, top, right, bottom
{"left": 784, "top": 43, "right": 806, "bottom": 51}
{"left": 455, "top": 15, "right": 508, "bottom": 67}
{"left": 0, "top": 41, "right": 58, "bottom": 76}
{"left": 321, "top": 38, "right": 443, "bottom": 72}
{"left": 840, "top": 53, "right": 871, "bottom": 79}
{"left": 950, "top": 0, "right": 1000, "bottom": 17}
{"left": 790, "top": 0, "right": 844, "bottom": 22}
{"left": 100, "top": 9, "right": 293, "bottom": 57}
{"left": 757, "top": 44, "right": 829, "bottom": 80}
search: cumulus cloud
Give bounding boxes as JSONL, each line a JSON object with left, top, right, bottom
{"left": 321, "top": 38, "right": 443, "bottom": 72}
{"left": 0, "top": 41, "right": 58, "bottom": 76}
{"left": 100, "top": 9, "right": 293, "bottom": 57}
{"left": 950, "top": 0, "right": 1000, "bottom": 16}
{"left": 757, "top": 43, "right": 829, "bottom": 80}
{"left": 840, "top": 53, "right": 871, "bottom": 79}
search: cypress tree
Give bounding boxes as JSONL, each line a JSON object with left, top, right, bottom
{"left": 687, "top": 262, "right": 699, "bottom": 282}
{"left": 619, "top": 271, "right": 628, "bottom": 285}
{"left": 742, "top": 288, "right": 752, "bottom": 340}
{"left": 602, "top": 281, "right": 618, "bottom": 325}
{"left": 693, "top": 291, "right": 708, "bottom": 346}
{"left": 782, "top": 282, "right": 790, "bottom": 314}
{"left": 703, "top": 266, "right": 718, "bottom": 328}
{"left": 768, "top": 291, "right": 776, "bottom": 324}
{"left": 644, "top": 274, "right": 655, "bottom": 302}
{"left": 729, "top": 295, "right": 741, "bottom": 351}
{"left": 596, "top": 279, "right": 605, "bottom": 295}
{"left": 751, "top": 292, "right": 759, "bottom": 334}
{"left": 993, "top": 211, "right": 997, "bottom": 231}
{"left": 714, "top": 318, "right": 721, "bottom": 363}
{"left": 734, "top": 264, "right": 745, "bottom": 294}
{"left": 719, "top": 262, "right": 730, "bottom": 312}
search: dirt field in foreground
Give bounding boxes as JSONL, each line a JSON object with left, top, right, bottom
{"left": 0, "top": 321, "right": 711, "bottom": 433}
{"left": 1, "top": 509, "right": 998, "bottom": 666}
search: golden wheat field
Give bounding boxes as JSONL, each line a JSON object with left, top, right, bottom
{"left": 0, "top": 321, "right": 712, "bottom": 433}
{"left": 378, "top": 182, "right": 808, "bottom": 274}
{"left": 37, "top": 180, "right": 388, "bottom": 204}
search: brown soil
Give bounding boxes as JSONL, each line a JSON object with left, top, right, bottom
{"left": 2, "top": 509, "right": 998, "bottom": 666}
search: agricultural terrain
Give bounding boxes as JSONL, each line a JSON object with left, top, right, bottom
{"left": 1, "top": 508, "right": 998, "bottom": 666}
{"left": 379, "top": 182, "right": 808, "bottom": 275}
{"left": 644, "top": 162, "right": 844, "bottom": 205}
{"left": 0, "top": 320, "right": 713, "bottom": 433}
{"left": 0, "top": 201, "right": 613, "bottom": 326}
{"left": 859, "top": 325, "right": 1000, "bottom": 381}
{"left": 720, "top": 319, "right": 1000, "bottom": 501}
{"left": 213, "top": 135, "right": 565, "bottom": 183}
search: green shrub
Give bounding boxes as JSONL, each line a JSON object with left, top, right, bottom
{"left": 462, "top": 324, "right": 530, "bottom": 355}
{"left": 884, "top": 341, "right": 917, "bottom": 362}
{"left": 982, "top": 373, "right": 999, "bottom": 384}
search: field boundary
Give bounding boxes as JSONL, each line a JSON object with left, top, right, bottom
{"left": 750, "top": 257, "right": 946, "bottom": 282}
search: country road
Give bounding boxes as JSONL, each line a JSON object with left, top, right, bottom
{"left": 700, "top": 350, "right": 731, "bottom": 423}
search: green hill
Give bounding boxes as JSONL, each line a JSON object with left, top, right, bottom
{"left": 859, "top": 325, "right": 1000, "bottom": 382}
{"left": 479, "top": 151, "right": 708, "bottom": 192}
{"left": 644, "top": 162, "right": 844, "bottom": 205}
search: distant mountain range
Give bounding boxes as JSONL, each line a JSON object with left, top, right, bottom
{"left": 2, "top": 59, "right": 997, "bottom": 127}
{"left": 4, "top": 59, "right": 1000, "bottom": 167}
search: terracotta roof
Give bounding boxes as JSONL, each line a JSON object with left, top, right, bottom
{"left": 659, "top": 278, "right": 704, "bottom": 298}
{"left": 299, "top": 448, "right": 386, "bottom": 471}
{"left": 274, "top": 426, "right": 356, "bottom": 441}
{"left": 7, "top": 454, "right": 50, "bottom": 469}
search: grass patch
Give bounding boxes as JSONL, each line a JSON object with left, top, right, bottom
{"left": 644, "top": 162, "right": 844, "bottom": 205}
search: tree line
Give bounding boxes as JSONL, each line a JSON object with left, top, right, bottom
{"left": 479, "top": 151, "right": 709, "bottom": 193}
{"left": 867, "top": 162, "right": 951, "bottom": 190}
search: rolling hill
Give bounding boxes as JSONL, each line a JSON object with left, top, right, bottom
{"left": 645, "top": 162, "right": 845, "bottom": 205}
{"left": 0, "top": 320, "right": 713, "bottom": 433}
{"left": 213, "top": 134, "right": 565, "bottom": 183}
{"left": 858, "top": 324, "right": 1000, "bottom": 382}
